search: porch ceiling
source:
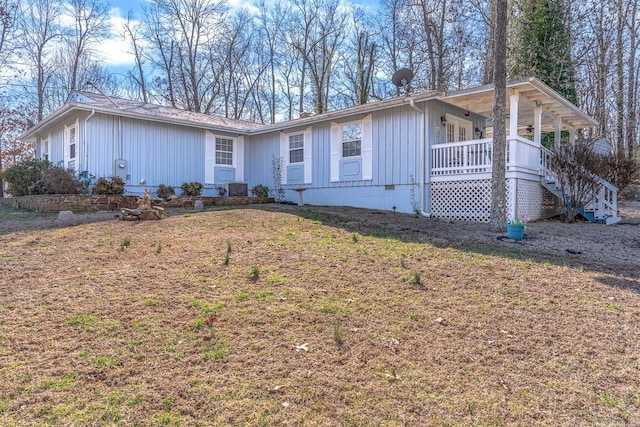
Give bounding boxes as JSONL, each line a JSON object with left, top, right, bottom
{"left": 440, "top": 77, "right": 597, "bottom": 133}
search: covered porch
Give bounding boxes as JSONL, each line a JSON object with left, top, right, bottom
{"left": 426, "top": 78, "right": 617, "bottom": 223}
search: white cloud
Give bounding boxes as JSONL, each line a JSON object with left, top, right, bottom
{"left": 93, "top": 7, "right": 137, "bottom": 67}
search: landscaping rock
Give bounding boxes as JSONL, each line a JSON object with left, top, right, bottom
{"left": 194, "top": 200, "right": 204, "bottom": 211}
{"left": 57, "top": 210, "right": 77, "bottom": 227}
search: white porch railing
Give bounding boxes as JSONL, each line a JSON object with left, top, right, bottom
{"left": 430, "top": 138, "right": 619, "bottom": 223}
{"left": 431, "top": 136, "right": 541, "bottom": 176}
{"left": 431, "top": 138, "right": 493, "bottom": 175}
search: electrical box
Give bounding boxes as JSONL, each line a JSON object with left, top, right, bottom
{"left": 114, "top": 159, "right": 128, "bottom": 181}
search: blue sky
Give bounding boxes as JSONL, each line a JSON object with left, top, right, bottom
{"left": 100, "top": 0, "right": 380, "bottom": 71}
{"left": 108, "top": 0, "right": 379, "bottom": 18}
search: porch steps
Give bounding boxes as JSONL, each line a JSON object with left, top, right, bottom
{"left": 540, "top": 177, "right": 621, "bottom": 225}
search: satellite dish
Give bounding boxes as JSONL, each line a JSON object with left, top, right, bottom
{"left": 391, "top": 68, "right": 414, "bottom": 91}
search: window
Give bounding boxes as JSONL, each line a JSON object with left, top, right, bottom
{"left": 42, "top": 140, "right": 49, "bottom": 161}
{"left": 69, "top": 127, "right": 76, "bottom": 159}
{"left": 215, "top": 137, "right": 233, "bottom": 165}
{"left": 446, "top": 123, "right": 455, "bottom": 143}
{"left": 289, "top": 134, "right": 304, "bottom": 163}
{"left": 459, "top": 126, "right": 467, "bottom": 142}
{"left": 342, "top": 123, "right": 362, "bottom": 157}
{"left": 445, "top": 114, "right": 472, "bottom": 143}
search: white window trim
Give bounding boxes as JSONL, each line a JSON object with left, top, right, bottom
{"left": 340, "top": 120, "right": 363, "bottom": 159}
{"left": 280, "top": 127, "right": 312, "bottom": 184}
{"left": 215, "top": 136, "right": 234, "bottom": 166}
{"left": 445, "top": 113, "right": 472, "bottom": 143}
{"left": 288, "top": 133, "right": 304, "bottom": 164}
{"left": 64, "top": 119, "right": 79, "bottom": 171}
{"left": 205, "top": 132, "right": 243, "bottom": 184}
{"left": 41, "top": 135, "right": 49, "bottom": 161}
{"left": 330, "top": 114, "right": 372, "bottom": 182}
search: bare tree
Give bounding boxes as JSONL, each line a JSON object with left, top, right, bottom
{"left": 614, "top": 0, "right": 626, "bottom": 157}
{"left": 489, "top": 0, "right": 507, "bottom": 231}
{"left": 122, "top": 12, "right": 149, "bottom": 103}
{"left": 377, "top": 0, "right": 405, "bottom": 97}
{"left": 412, "top": 0, "right": 456, "bottom": 91}
{"left": 342, "top": 7, "right": 377, "bottom": 106}
{"left": 16, "top": 0, "right": 63, "bottom": 120}
{"left": 470, "top": 0, "right": 495, "bottom": 84}
{"left": 255, "top": 0, "right": 288, "bottom": 123}
{"left": 143, "top": 0, "right": 226, "bottom": 113}
{"left": 64, "top": 0, "right": 111, "bottom": 93}
{"left": 0, "top": 0, "right": 18, "bottom": 68}
{"left": 141, "top": 3, "right": 178, "bottom": 107}
{"left": 625, "top": 0, "right": 638, "bottom": 158}
{"left": 278, "top": 42, "right": 303, "bottom": 120}
{"left": 289, "top": 0, "right": 347, "bottom": 115}
{"left": 0, "top": 0, "right": 19, "bottom": 197}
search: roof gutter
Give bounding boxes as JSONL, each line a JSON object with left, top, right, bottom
{"left": 20, "top": 104, "right": 75, "bottom": 141}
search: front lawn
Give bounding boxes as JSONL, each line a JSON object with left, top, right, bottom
{"left": 0, "top": 207, "right": 638, "bottom": 426}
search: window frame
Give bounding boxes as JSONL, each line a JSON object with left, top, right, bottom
{"left": 445, "top": 114, "right": 473, "bottom": 143}
{"left": 289, "top": 133, "right": 304, "bottom": 164}
{"left": 69, "top": 126, "right": 76, "bottom": 159}
{"left": 42, "top": 138, "right": 49, "bottom": 161}
{"left": 341, "top": 122, "right": 362, "bottom": 158}
{"left": 215, "top": 137, "right": 234, "bottom": 166}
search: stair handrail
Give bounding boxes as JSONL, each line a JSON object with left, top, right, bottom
{"left": 539, "top": 145, "right": 618, "bottom": 220}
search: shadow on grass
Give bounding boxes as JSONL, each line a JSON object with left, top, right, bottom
{"left": 252, "top": 204, "right": 640, "bottom": 292}
{"left": 2, "top": 203, "right": 638, "bottom": 293}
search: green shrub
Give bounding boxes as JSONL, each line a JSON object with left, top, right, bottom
{"left": 181, "top": 181, "right": 203, "bottom": 196}
{"left": 156, "top": 184, "right": 176, "bottom": 200}
{"left": 251, "top": 184, "right": 269, "bottom": 198}
{"left": 30, "top": 167, "right": 81, "bottom": 195}
{"left": 2, "top": 158, "right": 52, "bottom": 196}
{"left": 92, "top": 176, "right": 126, "bottom": 195}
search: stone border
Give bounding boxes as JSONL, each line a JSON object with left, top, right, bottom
{"left": 0, "top": 194, "right": 273, "bottom": 213}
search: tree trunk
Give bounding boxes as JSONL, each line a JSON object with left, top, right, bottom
{"left": 482, "top": 0, "right": 496, "bottom": 84}
{"left": 626, "top": 0, "right": 638, "bottom": 158}
{"left": 489, "top": 0, "right": 507, "bottom": 232}
{"left": 615, "top": 0, "right": 625, "bottom": 158}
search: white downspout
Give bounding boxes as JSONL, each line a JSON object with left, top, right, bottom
{"left": 118, "top": 116, "right": 122, "bottom": 159}
{"left": 84, "top": 109, "right": 95, "bottom": 172}
{"left": 409, "top": 99, "right": 429, "bottom": 217}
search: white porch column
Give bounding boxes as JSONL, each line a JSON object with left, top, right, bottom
{"left": 534, "top": 106, "right": 542, "bottom": 146}
{"left": 568, "top": 128, "right": 576, "bottom": 146}
{"left": 554, "top": 118, "right": 562, "bottom": 149}
{"left": 509, "top": 92, "right": 519, "bottom": 137}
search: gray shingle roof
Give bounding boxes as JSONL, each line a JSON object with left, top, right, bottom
{"left": 71, "top": 91, "right": 264, "bottom": 132}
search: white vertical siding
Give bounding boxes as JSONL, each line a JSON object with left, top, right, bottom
{"left": 303, "top": 127, "right": 312, "bottom": 184}
{"left": 330, "top": 122, "right": 340, "bottom": 182}
{"left": 361, "top": 114, "right": 373, "bottom": 180}
{"left": 279, "top": 132, "right": 288, "bottom": 183}
{"left": 204, "top": 131, "right": 215, "bottom": 184}
{"left": 235, "top": 136, "right": 245, "bottom": 181}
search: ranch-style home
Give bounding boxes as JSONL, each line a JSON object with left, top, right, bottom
{"left": 19, "top": 77, "right": 620, "bottom": 224}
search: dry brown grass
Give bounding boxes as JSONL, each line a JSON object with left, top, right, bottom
{"left": 0, "top": 205, "right": 639, "bottom": 426}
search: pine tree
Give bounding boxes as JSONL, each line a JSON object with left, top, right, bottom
{"left": 511, "top": 0, "right": 577, "bottom": 104}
